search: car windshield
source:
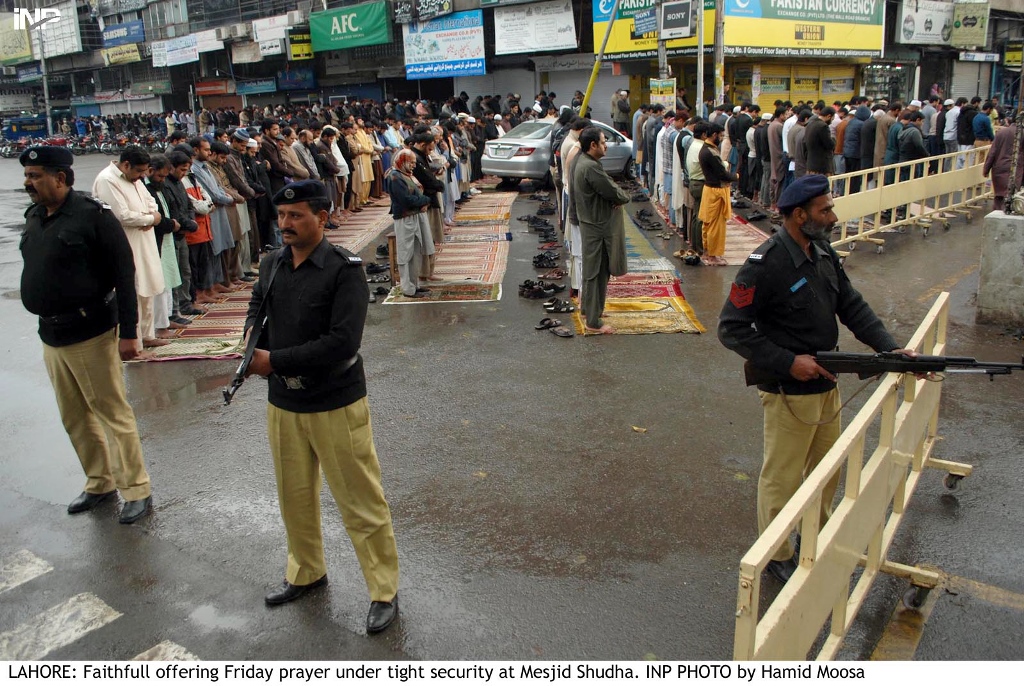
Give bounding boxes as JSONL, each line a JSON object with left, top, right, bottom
{"left": 503, "top": 122, "right": 553, "bottom": 140}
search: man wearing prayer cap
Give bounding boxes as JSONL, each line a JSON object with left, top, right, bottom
{"left": 19, "top": 146, "right": 155, "bottom": 523}
{"left": 244, "top": 179, "right": 401, "bottom": 634}
{"left": 718, "top": 173, "right": 914, "bottom": 585}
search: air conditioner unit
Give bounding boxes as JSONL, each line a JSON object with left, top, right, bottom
{"left": 165, "top": 25, "right": 176, "bottom": 38}
{"left": 286, "top": 10, "right": 306, "bottom": 25}
{"left": 230, "top": 23, "right": 251, "bottom": 38}
{"left": 215, "top": 27, "right": 231, "bottom": 41}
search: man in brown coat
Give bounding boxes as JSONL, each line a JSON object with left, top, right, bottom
{"left": 874, "top": 103, "right": 900, "bottom": 169}
{"left": 983, "top": 123, "right": 1024, "bottom": 212}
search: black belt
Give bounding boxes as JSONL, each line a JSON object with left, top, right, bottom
{"left": 39, "top": 292, "right": 115, "bottom": 326}
{"left": 272, "top": 355, "right": 360, "bottom": 391}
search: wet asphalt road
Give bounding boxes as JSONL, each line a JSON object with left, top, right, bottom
{"left": 0, "top": 155, "right": 1021, "bottom": 661}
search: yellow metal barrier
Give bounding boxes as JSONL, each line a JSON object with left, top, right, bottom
{"left": 733, "top": 292, "right": 971, "bottom": 660}
{"left": 829, "top": 147, "right": 992, "bottom": 255}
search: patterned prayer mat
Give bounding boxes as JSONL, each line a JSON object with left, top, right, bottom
{"left": 609, "top": 271, "right": 679, "bottom": 285}
{"left": 431, "top": 241, "right": 510, "bottom": 283}
{"left": 723, "top": 215, "right": 771, "bottom": 266}
{"left": 383, "top": 283, "right": 502, "bottom": 304}
{"left": 606, "top": 282, "right": 683, "bottom": 298}
{"left": 325, "top": 202, "right": 393, "bottom": 255}
{"left": 571, "top": 296, "right": 705, "bottom": 336}
{"left": 443, "top": 232, "right": 512, "bottom": 243}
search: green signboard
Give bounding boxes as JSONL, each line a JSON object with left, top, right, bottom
{"left": 310, "top": 1, "right": 392, "bottom": 52}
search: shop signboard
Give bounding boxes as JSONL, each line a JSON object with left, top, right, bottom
{"left": 958, "top": 51, "right": 997, "bottom": 62}
{"left": 402, "top": 10, "right": 485, "bottom": 80}
{"left": 592, "top": 0, "right": 714, "bottom": 60}
{"left": 131, "top": 79, "right": 173, "bottom": 95}
{"left": 231, "top": 41, "right": 263, "bottom": 64}
{"left": 660, "top": 1, "right": 693, "bottom": 41}
{"left": 151, "top": 40, "right": 167, "bottom": 67}
{"left": 253, "top": 15, "right": 290, "bottom": 42}
{"left": 165, "top": 35, "right": 199, "bottom": 67}
{"left": 289, "top": 27, "right": 313, "bottom": 60}
{"left": 310, "top": 2, "right": 392, "bottom": 52}
{"left": 277, "top": 66, "right": 316, "bottom": 91}
{"left": 394, "top": 0, "right": 454, "bottom": 24}
{"left": 32, "top": 0, "right": 83, "bottom": 59}
{"left": 260, "top": 39, "right": 285, "bottom": 57}
{"left": 194, "top": 29, "right": 224, "bottom": 53}
{"left": 722, "top": 0, "right": 884, "bottom": 58}
{"left": 649, "top": 78, "right": 676, "bottom": 109}
{"left": 760, "top": 76, "right": 790, "bottom": 94}
{"left": 102, "top": 43, "right": 142, "bottom": 66}
{"left": 237, "top": 78, "right": 278, "bottom": 95}
{"left": 16, "top": 63, "right": 42, "bottom": 83}
{"left": 102, "top": 20, "right": 145, "bottom": 48}
{"left": 632, "top": 9, "right": 656, "bottom": 35}
{"left": 822, "top": 76, "right": 855, "bottom": 94}
{"left": 494, "top": 0, "right": 576, "bottom": 56}
{"left": 0, "top": 89, "right": 35, "bottom": 111}
{"left": 1005, "top": 41, "right": 1022, "bottom": 70}
{"left": 0, "top": 14, "right": 33, "bottom": 66}
{"left": 196, "top": 79, "right": 235, "bottom": 96}
{"left": 950, "top": 0, "right": 989, "bottom": 48}
{"left": 897, "top": 0, "right": 954, "bottom": 46}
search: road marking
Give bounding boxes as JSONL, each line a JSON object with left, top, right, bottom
{"left": 869, "top": 586, "right": 940, "bottom": 661}
{"left": 871, "top": 574, "right": 1024, "bottom": 660}
{"left": 916, "top": 263, "right": 978, "bottom": 304}
{"left": 0, "top": 550, "right": 53, "bottom": 595}
{"left": 945, "top": 575, "right": 1024, "bottom": 612}
{"left": 0, "top": 592, "right": 121, "bottom": 660}
{"left": 132, "top": 640, "right": 198, "bottom": 661}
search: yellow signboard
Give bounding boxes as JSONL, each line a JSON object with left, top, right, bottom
{"left": 723, "top": 0, "right": 884, "bottom": 58}
{"left": 649, "top": 78, "right": 676, "bottom": 109}
{"left": 1006, "top": 41, "right": 1022, "bottom": 70}
{"left": 592, "top": 0, "right": 713, "bottom": 60}
{"left": 102, "top": 43, "right": 142, "bottom": 66}
{"left": 0, "top": 13, "right": 33, "bottom": 66}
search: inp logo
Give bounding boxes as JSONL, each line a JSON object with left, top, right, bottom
{"left": 13, "top": 8, "right": 61, "bottom": 30}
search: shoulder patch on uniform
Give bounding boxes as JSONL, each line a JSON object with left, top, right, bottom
{"left": 729, "top": 282, "right": 755, "bottom": 308}
{"left": 332, "top": 244, "right": 362, "bottom": 265}
{"left": 747, "top": 237, "right": 776, "bottom": 263}
{"left": 80, "top": 193, "right": 111, "bottom": 211}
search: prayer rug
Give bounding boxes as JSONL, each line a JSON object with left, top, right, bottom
{"left": 431, "top": 241, "right": 510, "bottom": 283}
{"left": 571, "top": 296, "right": 705, "bottom": 335}
{"left": 443, "top": 232, "right": 512, "bottom": 243}
{"left": 609, "top": 271, "right": 679, "bottom": 285}
{"left": 325, "top": 203, "right": 394, "bottom": 255}
{"left": 724, "top": 215, "right": 771, "bottom": 266}
{"left": 383, "top": 283, "right": 502, "bottom": 304}
{"left": 606, "top": 282, "right": 683, "bottom": 299}
{"left": 130, "top": 286, "right": 251, "bottom": 362}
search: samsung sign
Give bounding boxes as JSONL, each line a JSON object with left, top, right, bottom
{"left": 102, "top": 20, "right": 145, "bottom": 48}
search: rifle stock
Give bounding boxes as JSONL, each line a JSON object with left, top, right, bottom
{"left": 744, "top": 351, "right": 1024, "bottom": 386}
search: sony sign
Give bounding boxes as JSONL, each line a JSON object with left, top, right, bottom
{"left": 13, "top": 8, "right": 62, "bottom": 29}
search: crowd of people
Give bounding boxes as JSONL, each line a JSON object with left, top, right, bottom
{"left": 628, "top": 92, "right": 1019, "bottom": 265}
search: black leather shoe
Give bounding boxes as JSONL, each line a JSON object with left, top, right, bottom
{"left": 67, "top": 490, "right": 116, "bottom": 514}
{"left": 366, "top": 595, "right": 398, "bottom": 634}
{"left": 264, "top": 575, "right": 327, "bottom": 606}
{"left": 118, "top": 496, "right": 152, "bottom": 524}
{"left": 766, "top": 558, "right": 798, "bottom": 584}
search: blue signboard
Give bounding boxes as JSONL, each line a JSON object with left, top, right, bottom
{"left": 237, "top": 78, "right": 278, "bottom": 95}
{"left": 402, "top": 10, "right": 486, "bottom": 80}
{"left": 277, "top": 67, "right": 316, "bottom": 91}
{"left": 102, "top": 21, "right": 145, "bottom": 48}
{"left": 632, "top": 8, "right": 657, "bottom": 34}
{"left": 17, "top": 64, "right": 43, "bottom": 83}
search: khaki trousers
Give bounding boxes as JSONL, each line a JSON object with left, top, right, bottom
{"left": 137, "top": 294, "right": 155, "bottom": 342}
{"left": 42, "top": 330, "right": 151, "bottom": 501}
{"left": 267, "top": 398, "right": 399, "bottom": 601}
{"left": 757, "top": 389, "right": 841, "bottom": 561}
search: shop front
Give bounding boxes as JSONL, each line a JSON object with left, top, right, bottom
{"left": 196, "top": 79, "right": 242, "bottom": 111}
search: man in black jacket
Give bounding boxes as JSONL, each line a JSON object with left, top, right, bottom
{"left": 803, "top": 106, "right": 835, "bottom": 176}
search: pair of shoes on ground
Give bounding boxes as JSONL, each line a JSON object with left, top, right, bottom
{"left": 543, "top": 298, "right": 575, "bottom": 313}
{"left": 265, "top": 577, "right": 398, "bottom": 634}
{"left": 535, "top": 317, "right": 573, "bottom": 337}
{"left": 375, "top": 244, "right": 389, "bottom": 259}
{"left": 67, "top": 490, "right": 151, "bottom": 524}
{"left": 365, "top": 263, "right": 388, "bottom": 274}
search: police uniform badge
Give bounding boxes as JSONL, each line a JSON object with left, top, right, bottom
{"left": 283, "top": 188, "right": 295, "bottom": 200}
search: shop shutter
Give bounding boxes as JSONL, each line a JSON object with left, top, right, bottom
{"left": 454, "top": 70, "right": 538, "bottom": 107}
{"left": 543, "top": 70, "right": 628, "bottom": 127}
{"left": 950, "top": 60, "right": 990, "bottom": 100}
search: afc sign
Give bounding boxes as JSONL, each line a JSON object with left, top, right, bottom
{"left": 331, "top": 13, "right": 360, "bottom": 35}
{"left": 13, "top": 8, "right": 62, "bottom": 30}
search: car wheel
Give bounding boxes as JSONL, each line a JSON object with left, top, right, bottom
{"left": 500, "top": 177, "right": 519, "bottom": 187}
{"left": 541, "top": 170, "right": 553, "bottom": 190}
{"left": 623, "top": 160, "right": 636, "bottom": 181}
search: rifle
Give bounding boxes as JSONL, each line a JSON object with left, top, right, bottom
{"left": 744, "top": 351, "right": 1024, "bottom": 387}
{"left": 222, "top": 254, "right": 282, "bottom": 405}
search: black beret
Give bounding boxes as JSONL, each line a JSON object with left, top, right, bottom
{"left": 20, "top": 145, "right": 73, "bottom": 168}
{"left": 273, "top": 180, "right": 329, "bottom": 206}
{"left": 777, "top": 174, "right": 831, "bottom": 213}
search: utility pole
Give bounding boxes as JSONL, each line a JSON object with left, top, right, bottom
{"left": 1005, "top": 74, "right": 1024, "bottom": 215}
{"left": 581, "top": 0, "right": 622, "bottom": 118}
{"left": 714, "top": 0, "right": 725, "bottom": 105}
{"left": 696, "top": 0, "right": 705, "bottom": 114}
{"left": 29, "top": 17, "right": 54, "bottom": 137}
{"left": 656, "top": 0, "right": 669, "bottom": 79}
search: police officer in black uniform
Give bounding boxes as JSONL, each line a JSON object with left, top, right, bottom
{"left": 244, "top": 180, "right": 400, "bottom": 634}
{"left": 19, "top": 146, "right": 153, "bottom": 524}
{"left": 717, "top": 174, "right": 913, "bottom": 583}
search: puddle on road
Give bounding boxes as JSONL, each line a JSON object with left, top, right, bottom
{"left": 1, "top": 289, "right": 19, "bottom": 299}
{"left": 188, "top": 604, "right": 250, "bottom": 633}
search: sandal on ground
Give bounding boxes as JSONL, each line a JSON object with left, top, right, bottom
{"left": 367, "top": 274, "right": 391, "bottom": 283}
{"left": 535, "top": 317, "right": 561, "bottom": 330}
{"left": 584, "top": 324, "right": 615, "bottom": 335}
{"left": 540, "top": 269, "right": 565, "bottom": 280}
{"left": 550, "top": 325, "right": 574, "bottom": 338}
{"left": 544, "top": 300, "right": 576, "bottom": 313}
{"left": 374, "top": 286, "right": 390, "bottom": 296}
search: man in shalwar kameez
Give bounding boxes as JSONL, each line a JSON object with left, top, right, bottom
{"left": 388, "top": 149, "right": 434, "bottom": 298}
